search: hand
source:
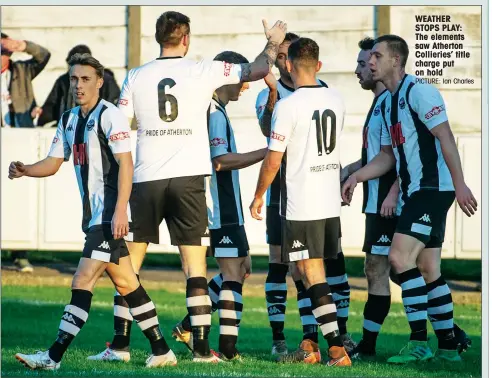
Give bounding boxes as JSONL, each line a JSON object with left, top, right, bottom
{"left": 1, "top": 38, "right": 27, "bottom": 53}
{"left": 341, "top": 175, "right": 358, "bottom": 204}
{"left": 250, "top": 196, "right": 264, "bottom": 220}
{"left": 241, "top": 254, "right": 252, "bottom": 280}
{"left": 8, "top": 161, "right": 26, "bottom": 179}
{"left": 262, "top": 19, "right": 287, "bottom": 44}
{"left": 380, "top": 192, "right": 397, "bottom": 218}
{"left": 455, "top": 182, "right": 478, "bottom": 217}
{"left": 31, "top": 107, "right": 43, "bottom": 119}
{"left": 264, "top": 71, "right": 277, "bottom": 90}
{"left": 112, "top": 206, "right": 129, "bottom": 239}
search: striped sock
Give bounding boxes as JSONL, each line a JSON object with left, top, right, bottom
{"left": 427, "top": 276, "right": 457, "bottom": 350}
{"left": 308, "top": 282, "right": 342, "bottom": 348}
{"left": 398, "top": 268, "right": 428, "bottom": 342}
{"left": 265, "top": 263, "right": 289, "bottom": 341}
{"left": 48, "top": 289, "right": 93, "bottom": 363}
{"left": 182, "top": 274, "right": 222, "bottom": 332}
{"left": 362, "top": 294, "right": 391, "bottom": 350}
{"left": 124, "top": 285, "right": 170, "bottom": 356}
{"left": 295, "top": 280, "right": 318, "bottom": 343}
{"left": 186, "top": 277, "right": 212, "bottom": 356}
{"left": 110, "top": 274, "right": 138, "bottom": 351}
{"left": 218, "top": 281, "right": 243, "bottom": 358}
{"left": 325, "top": 253, "right": 350, "bottom": 335}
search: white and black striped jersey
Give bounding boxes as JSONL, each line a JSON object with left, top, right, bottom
{"left": 255, "top": 78, "right": 327, "bottom": 207}
{"left": 118, "top": 57, "right": 242, "bottom": 183}
{"left": 207, "top": 98, "right": 244, "bottom": 229}
{"left": 269, "top": 85, "right": 345, "bottom": 221}
{"left": 48, "top": 98, "right": 132, "bottom": 232}
{"left": 380, "top": 74, "right": 454, "bottom": 201}
{"left": 361, "top": 90, "right": 403, "bottom": 215}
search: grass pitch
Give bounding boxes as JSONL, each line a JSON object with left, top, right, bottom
{"left": 1, "top": 277, "right": 481, "bottom": 377}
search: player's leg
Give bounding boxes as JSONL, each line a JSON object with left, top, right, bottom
{"left": 324, "top": 236, "right": 355, "bottom": 352}
{"left": 168, "top": 175, "right": 218, "bottom": 362}
{"left": 172, "top": 272, "right": 223, "bottom": 352}
{"left": 265, "top": 205, "right": 289, "bottom": 355}
{"left": 351, "top": 214, "right": 393, "bottom": 359}
{"left": 105, "top": 254, "right": 176, "bottom": 367}
{"left": 15, "top": 229, "right": 111, "bottom": 370}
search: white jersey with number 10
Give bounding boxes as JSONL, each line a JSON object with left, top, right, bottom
{"left": 118, "top": 57, "right": 242, "bottom": 183}
{"left": 269, "top": 85, "right": 345, "bottom": 221}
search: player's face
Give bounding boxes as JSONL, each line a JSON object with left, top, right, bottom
{"left": 355, "top": 49, "right": 376, "bottom": 90}
{"left": 70, "top": 64, "right": 103, "bottom": 106}
{"left": 275, "top": 41, "right": 291, "bottom": 78}
{"left": 228, "top": 81, "right": 249, "bottom": 102}
{"left": 368, "top": 42, "right": 393, "bottom": 82}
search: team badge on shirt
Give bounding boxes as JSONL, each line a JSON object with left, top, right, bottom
{"left": 87, "top": 119, "right": 95, "bottom": 131}
{"left": 373, "top": 106, "right": 381, "bottom": 116}
{"left": 399, "top": 97, "right": 406, "bottom": 109}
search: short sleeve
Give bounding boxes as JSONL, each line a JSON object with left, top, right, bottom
{"left": 201, "top": 59, "right": 242, "bottom": 89}
{"left": 255, "top": 88, "right": 270, "bottom": 121}
{"left": 117, "top": 70, "right": 134, "bottom": 119}
{"left": 409, "top": 84, "right": 448, "bottom": 130}
{"left": 209, "top": 109, "right": 229, "bottom": 159}
{"left": 268, "top": 99, "right": 295, "bottom": 153}
{"left": 48, "top": 117, "right": 71, "bottom": 161}
{"left": 100, "top": 107, "right": 132, "bottom": 154}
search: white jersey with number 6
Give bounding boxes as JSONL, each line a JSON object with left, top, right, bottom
{"left": 118, "top": 57, "right": 242, "bottom": 183}
{"left": 269, "top": 85, "right": 345, "bottom": 221}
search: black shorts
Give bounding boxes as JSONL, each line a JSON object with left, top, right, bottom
{"left": 266, "top": 205, "right": 281, "bottom": 246}
{"left": 281, "top": 216, "right": 340, "bottom": 263}
{"left": 362, "top": 214, "right": 398, "bottom": 256}
{"left": 82, "top": 226, "right": 129, "bottom": 265}
{"left": 210, "top": 225, "right": 250, "bottom": 258}
{"left": 128, "top": 175, "right": 208, "bottom": 246}
{"left": 396, "top": 190, "right": 455, "bottom": 248}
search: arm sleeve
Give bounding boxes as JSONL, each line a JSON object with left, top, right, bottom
{"left": 39, "top": 77, "right": 62, "bottom": 125}
{"left": 117, "top": 70, "right": 134, "bottom": 119}
{"left": 23, "top": 41, "right": 51, "bottom": 79}
{"left": 268, "top": 100, "right": 295, "bottom": 153}
{"left": 380, "top": 116, "right": 392, "bottom": 146}
{"left": 208, "top": 109, "right": 230, "bottom": 159}
{"left": 201, "top": 59, "right": 242, "bottom": 89}
{"left": 255, "top": 88, "right": 269, "bottom": 121}
{"left": 47, "top": 118, "right": 71, "bottom": 161}
{"left": 409, "top": 84, "right": 448, "bottom": 130}
{"left": 100, "top": 108, "right": 132, "bottom": 154}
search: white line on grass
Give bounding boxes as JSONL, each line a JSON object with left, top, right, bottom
{"left": 2, "top": 298, "right": 480, "bottom": 320}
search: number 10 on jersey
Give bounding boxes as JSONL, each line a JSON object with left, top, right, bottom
{"left": 158, "top": 78, "right": 178, "bottom": 123}
{"left": 312, "top": 109, "right": 336, "bottom": 156}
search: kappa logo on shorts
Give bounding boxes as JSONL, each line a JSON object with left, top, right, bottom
{"left": 405, "top": 306, "right": 418, "bottom": 313}
{"left": 219, "top": 236, "right": 233, "bottom": 244}
{"left": 377, "top": 235, "right": 391, "bottom": 243}
{"left": 62, "top": 313, "right": 76, "bottom": 324}
{"left": 292, "top": 240, "right": 304, "bottom": 249}
{"left": 98, "top": 241, "right": 110, "bottom": 250}
{"left": 338, "top": 300, "right": 350, "bottom": 308}
{"left": 268, "top": 306, "right": 282, "bottom": 315}
{"left": 419, "top": 214, "right": 431, "bottom": 223}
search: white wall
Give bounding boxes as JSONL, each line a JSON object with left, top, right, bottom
{"left": 0, "top": 128, "right": 481, "bottom": 259}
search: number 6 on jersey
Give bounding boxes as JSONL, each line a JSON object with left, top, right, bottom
{"left": 158, "top": 78, "right": 178, "bottom": 122}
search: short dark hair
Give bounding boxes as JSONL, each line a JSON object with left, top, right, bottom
{"left": 374, "top": 34, "right": 409, "bottom": 67}
{"left": 68, "top": 53, "right": 104, "bottom": 78}
{"left": 282, "top": 32, "right": 300, "bottom": 44}
{"left": 358, "top": 37, "right": 375, "bottom": 51}
{"left": 288, "top": 37, "right": 319, "bottom": 68}
{"left": 66, "top": 44, "right": 92, "bottom": 63}
{"left": 1, "top": 33, "right": 8, "bottom": 39}
{"left": 213, "top": 51, "right": 249, "bottom": 65}
{"left": 155, "top": 11, "right": 190, "bottom": 48}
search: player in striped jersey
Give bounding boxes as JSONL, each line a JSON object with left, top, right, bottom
{"left": 255, "top": 33, "right": 355, "bottom": 361}
{"left": 251, "top": 37, "right": 351, "bottom": 368}
{"left": 343, "top": 35, "right": 477, "bottom": 364}
{"left": 172, "top": 51, "right": 267, "bottom": 361}
{"left": 10, "top": 54, "right": 175, "bottom": 370}
{"left": 89, "top": 12, "right": 288, "bottom": 363}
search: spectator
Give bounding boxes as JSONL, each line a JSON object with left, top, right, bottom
{"left": 2, "top": 32, "right": 51, "bottom": 272}
{"left": 1, "top": 32, "right": 50, "bottom": 128}
{"left": 38, "top": 44, "right": 121, "bottom": 126}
